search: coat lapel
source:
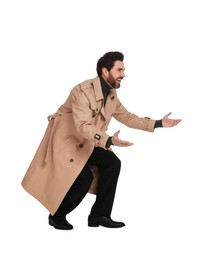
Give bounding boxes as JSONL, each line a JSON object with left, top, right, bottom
{"left": 103, "top": 90, "right": 116, "bottom": 119}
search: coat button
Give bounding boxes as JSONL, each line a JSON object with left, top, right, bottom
{"left": 69, "top": 158, "right": 74, "bottom": 162}
{"left": 79, "top": 143, "right": 83, "bottom": 148}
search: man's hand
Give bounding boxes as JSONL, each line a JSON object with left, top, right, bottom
{"left": 162, "top": 112, "right": 182, "bottom": 127}
{"left": 111, "top": 130, "right": 134, "bottom": 147}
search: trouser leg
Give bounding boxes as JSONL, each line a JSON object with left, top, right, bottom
{"left": 52, "top": 164, "right": 93, "bottom": 220}
{"left": 87, "top": 147, "right": 121, "bottom": 218}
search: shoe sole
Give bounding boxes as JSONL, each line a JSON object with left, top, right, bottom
{"left": 49, "top": 220, "right": 73, "bottom": 230}
{"left": 88, "top": 223, "right": 99, "bottom": 227}
{"left": 88, "top": 222, "right": 125, "bottom": 228}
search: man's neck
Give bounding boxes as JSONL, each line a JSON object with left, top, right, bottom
{"left": 100, "top": 76, "right": 113, "bottom": 89}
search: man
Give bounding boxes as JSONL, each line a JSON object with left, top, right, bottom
{"left": 21, "top": 51, "right": 181, "bottom": 230}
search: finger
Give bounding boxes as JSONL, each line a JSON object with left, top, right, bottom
{"left": 123, "top": 143, "right": 134, "bottom": 147}
{"left": 120, "top": 140, "right": 134, "bottom": 146}
{"left": 165, "top": 112, "right": 172, "bottom": 117}
{"left": 171, "top": 118, "right": 182, "bottom": 123}
{"left": 175, "top": 119, "right": 182, "bottom": 124}
{"left": 120, "top": 143, "right": 134, "bottom": 147}
{"left": 176, "top": 119, "right": 182, "bottom": 123}
{"left": 114, "top": 130, "right": 120, "bottom": 137}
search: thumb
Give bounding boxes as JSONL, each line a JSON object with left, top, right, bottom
{"left": 114, "top": 130, "right": 120, "bottom": 137}
{"left": 165, "top": 112, "right": 172, "bottom": 118}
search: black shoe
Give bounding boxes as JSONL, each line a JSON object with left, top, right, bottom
{"left": 48, "top": 214, "right": 73, "bottom": 230}
{"left": 88, "top": 215, "right": 125, "bottom": 228}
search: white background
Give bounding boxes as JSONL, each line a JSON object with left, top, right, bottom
{"left": 0, "top": 0, "right": 203, "bottom": 259}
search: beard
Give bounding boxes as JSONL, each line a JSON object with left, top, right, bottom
{"left": 106, "top": 73, "right": 121, "bottom": 89}
{"left": 112, "top": 81, "right": 120, "bottom": 89}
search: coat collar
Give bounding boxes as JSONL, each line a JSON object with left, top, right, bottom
{"left": 91, "top": 76, "right": 116, "bottom": 119}
{"left": 91, "top": 76, "right": 103, "bottom": 102}
{"left": 91, "top": 76, "right": 115, "bottom": 101}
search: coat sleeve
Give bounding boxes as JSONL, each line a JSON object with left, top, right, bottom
{"left": 67, "top": 86, "right": 109, "bottom": 149}
{"left": 113, "top": 99, "right": 156, "bottom": 132}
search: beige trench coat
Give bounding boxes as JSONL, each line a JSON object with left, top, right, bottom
{"left": 21, "top": 76, "right": 155, "bottom": 215}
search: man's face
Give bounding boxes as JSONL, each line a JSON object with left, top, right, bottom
{"left": 104, "top": 60, "right": 125, "bottom": 89}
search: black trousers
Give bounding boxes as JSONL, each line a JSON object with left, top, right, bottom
{"left": 52, "top": 147, "right": 121, "bottom": 220}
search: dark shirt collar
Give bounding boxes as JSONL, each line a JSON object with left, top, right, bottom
{"left": 99, "top": 76, "right": 113, "bottom": 106}
{"left": 99, "top": 76, "right": 113, "bottom": 95}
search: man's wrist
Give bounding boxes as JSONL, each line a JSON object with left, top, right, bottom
{"left": 106, "top": 137, "right": 113, "bottom": 148}
{"left": 154, "top": 119, "right": 163, "bottom": 128}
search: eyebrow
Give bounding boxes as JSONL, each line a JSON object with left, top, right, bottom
{"left": 117, "top": 67, "right": 125, "bottom": 71}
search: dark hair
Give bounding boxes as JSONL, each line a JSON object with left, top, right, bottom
{"left": 96, "top": 51, "right": 124, "bottom": 76}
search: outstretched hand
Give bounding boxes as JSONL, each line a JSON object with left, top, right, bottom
{"left": 111, "top": 130, "right": 134, "bottom": 147}
{"left": 162, "top": 112, "right": 182, "bottom": 127}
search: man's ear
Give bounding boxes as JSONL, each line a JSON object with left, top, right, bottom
{"left": 101, "top": 67, "right": 109, "bottom": 78}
